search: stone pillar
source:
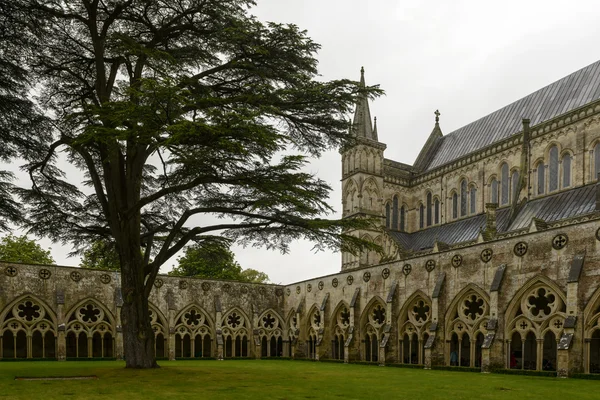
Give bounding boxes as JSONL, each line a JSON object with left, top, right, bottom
{"left": 115, "top": 306, "right": 124, "bottom": 360}
{"left": 56, "top": 299, "right": 66, "bottom": 361}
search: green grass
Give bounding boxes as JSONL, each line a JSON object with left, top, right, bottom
{"left": 0, "top": 359, "right": 596, "bottom": 400}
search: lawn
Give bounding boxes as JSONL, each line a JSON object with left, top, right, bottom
{"left": 0, "top": 360, "right": 596, "bottom": 400}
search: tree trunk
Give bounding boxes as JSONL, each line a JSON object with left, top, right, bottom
{"left": 121, "top": 260, "right": 158, "bottom": 368}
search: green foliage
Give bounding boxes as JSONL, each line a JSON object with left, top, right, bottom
{"left": 0, "top": 234, "right": 54, "bottom": 265}
{"left": 169, "top": 242, "right": 269, "bottom": 283}
{"left": 79, "top": 240, "right": 120, "bottom": 271}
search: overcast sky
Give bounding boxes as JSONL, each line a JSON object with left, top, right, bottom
{"left": 8, "top": 0, "right": 600, "bottom": 284}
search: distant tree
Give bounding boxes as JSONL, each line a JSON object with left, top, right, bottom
{"left": 170, "top": 241, "right": 269, "bottom": 283}
{"left": 9, "top": 0, "right": 382, "bottom": 368}
{"left": 79, "top": 240, "right": 120, "bottom": 271}
{"left": 0, "top": 234, "right": 54, "bottom": 265}
{"left": 239, "top": 268, "right": 269, "bottom": 283}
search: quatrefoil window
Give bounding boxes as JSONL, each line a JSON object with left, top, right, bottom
{"left": 527, "top": 288, "right": 556, "bottom": 318}
{"left": 451, "top": 255, "right": 462, "bottom": 268}
{"left": 425, "top": 260, "right": 435, "bottom": 272}
{"left": 462, "top": 295, "right": 484, "bottom": 321}
{"left": 552, "top": 234, "right": 568, "bottom": 250}
{"left": 80, "top": 304, "right": 101, "bottom": 323}
{"left": 403, "top": 264, "right": 412, "bottom": 275}
{"left": 17, "top": 301, "right": 42, "bottom": 322}
{"left": 514, "top": 242, "right": 528, "bottom": 257}
{"left": 227, "top": 313, "right": 241, "bottom": 328}
{"left": 480, "top": 249, "right": 493, "bottom": 263}
{"left": 371, "top": 305, "right": 386, "bottom": 325}
{"left": 382, "top": 268, "right": 390, "bottom": 279}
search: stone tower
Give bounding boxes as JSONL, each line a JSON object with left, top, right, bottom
{"left": 341, "top": 68, "right": 387, "bottom": 270}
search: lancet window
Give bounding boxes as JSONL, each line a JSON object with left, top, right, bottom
{"left": 149, "top": 306, "right": 168, "bottom": 358}
{"left": 258, "top": 310, "right": 283, "bottom": 358}
{"left": 363, "top": 301, "right": 386, "bottom": 363}
{"left": 174, "top": 306, "right": 213, "bottom": 358}
{"left": 66, "top": 300, "right": 114, "bottom": 358}
{"left": 398, "top": 295, "right": 431, "bottom": 365}
{"left": 447, "top": 289, "right": 489, "bottom": 368}
{"left": 332, "top": 304, "right": 351, "bottom": 361}
{"left": 501, "top": 163, "right": 509, "bottom": 205}
{"left": 307, "top": 307, "right": 321, "bottom": 360}
{"left": 221, "top": 309, "right": 249, "bottom": 358}
{"left": 505, "top": 282, "right": 566, "bottom": 371}
{"left": 1, "top": 296, "right": 56, "bottom": 359}
{"left": 548, "top": 146, "right": 559, "bottom": 192}
{"left": 562, "top": 153, "right": 572, "bottom": 188}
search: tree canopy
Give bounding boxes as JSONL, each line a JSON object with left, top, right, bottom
{"left": 0, "top": 234, "right": 55, "bottom": 265}
{"left": 6, "top": 0, "right": 382, "bottom": 368}
{"left": 79, "top": 240, "right": 120, "bottom": 271}
{"left": 169, "top": 241, "right": 269, "bottom": 283}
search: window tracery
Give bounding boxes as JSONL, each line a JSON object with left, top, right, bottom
{"left": 398, "top": 295, "right": 431, "bottom": 365}
{"left": 149, "top": 306, "right": 167, "bottom": 358}
{"left": 174, "top": 306, "right": 212, "bottom": 358}
{"left": 258, "top": 310, "right": 283, "bottom": 357}
{"left": 66, "top": 300, "right": 114, "bottom": 358}
{"left": 363, "top": 301, "right": 386, "bottom": 362}
{"left": 332, "top": 304, "right": 350, "bottom": 360}
{"left": 221, "top": 309, "right": 249, "bottom": 358}
{"left": 447, "top": 289, "right": 489, "bottom": 368}
{"left": 505, "top": 282, "right": 565, "bottom": 371}
{"left": 1, "top": 297, "right": 56, "bottom": 359}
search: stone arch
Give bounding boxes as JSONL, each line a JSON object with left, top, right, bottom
{"left": 306, "top": 304, "right": 321, "bottom": 360}
{"left": 148, "top": 302, "right": 168, "bottom": 358}
{"left": 361, "top": 177, "right": 380, "bottom": 211}
{"left": 360, "top": 296, "right": 386, "bottom": 362}
{"left": 64, "top": 298, "right": 116, "bottom": 359}
{"left": 343, "top": 178, "right": 359, "bottom": 215}
{"left": 503, "top": 275, "right": 566, "bottom": 371}
{"left": 330, "top": 301, "right": 350, "bottom": 361}
{"left": 0, "top": 294, "right": 57, "bottom": 359}
{"left": 173, "top": 304, "right": 214, "bottom": 358}
{"left": 445, "top": 284, "right": 490, "bottom": 368}
{"left": 221, "top": 307, "right": 251, "bottom": 358}
{"left": 257, "top": 309, "right": 284, "bottom": 357}
{"left": 397, "top": 290, "right": 431, "bottom": 365}
{"left": 582, "top": 286, "right": 600, "bottom": 373}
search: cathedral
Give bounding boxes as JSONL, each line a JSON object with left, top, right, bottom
{"left": 2, "top": 60, "right": 600, "bottom": 377}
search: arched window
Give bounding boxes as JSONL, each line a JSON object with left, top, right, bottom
{"left": 490, "top": 178, "right": 498, "bottom": 204}
{"left": 562, "top": 154, "right": 571, "bottom": 188}
{"left": 501, "top": 163, "right": 509, "bottom": 205}
{"left": 452, "top": 193, "right": 458, "bottom": 219}
{"left": 392, "top": 195, "right": 399, "bottom": 230}
{"left": 548, "top": 146, "right": 558, "bottom": 192}
{"left": 595, "top": 142, "right": 600, "bottom": 181}
{"left": 426, "top": 192, "right": 432, "bottom": 227}
{"left": 511, "top": 170, "right": 520, "bottom": 204}
{"left": 434, "top": 198, "right": 440, "bottom": 224}
{"left": 469, "top": 186, "right": 476, "bottom": 215}
{"left": 460, "top": 179, "right": 467, "bottom": 217}
{"left": 419, "top": 204, "right": 424, "bottom": 229}
{"left": 400, "top": 206, "right": 406, "bottom": 232}
{"left": 536, "top": 162, "right": 545, "bottom": 195}
{"left": 385, "top": 203, "right": 391, "bottom": 228}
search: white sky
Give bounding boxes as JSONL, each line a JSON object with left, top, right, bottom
{"left": 7, "top": 0, "right": 600, "bottom": 284}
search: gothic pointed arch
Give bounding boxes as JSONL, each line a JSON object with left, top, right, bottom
{"left": 583, "top": 286, "right": 600, "bottom": 373}
{"left": 286, "top": 308, "right": 298, "bottom": 357}
{"left": 148, "top": 302, "right": 168, "bottom": 358}
{"left": 359, "top": 296, "right": 386, "bottom": 362}
{"left": 361, "top": 177, "right": 380, "bottom": 211}
{"left": 0, "top": 294, "right": 58, "bottom": 359}
{"left": 221, "top": 307, "right": 251, "bottom": 358}
{"left": 306, "top": 303, "right": 321, "bottom": 359}
{"left": 343, "top": 178, "right": 359, "bottom": 215}
{"left": 503, "top": 275, "right": 566, "bottom": 371}
{"left": 64, "top": 298, "right": 116, "bottom": 358}
{"left": 330, "top": 301, "right": 351, "bottom": 360}
{"left": 397, "top": 290, "right": 431, "bottom": 365}
{"left": 445, "top": 284, "right": 490, "bottom": 367}
{"left": 257, "top": 309, "right": 284, "bottom": 357}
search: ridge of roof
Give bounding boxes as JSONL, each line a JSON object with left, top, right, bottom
{"left": 423, "top": 59, "right": 600, "bottom": 171}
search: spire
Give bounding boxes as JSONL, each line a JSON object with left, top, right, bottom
{"left": 351, "top": 67, "right": 377, "bottom": 141}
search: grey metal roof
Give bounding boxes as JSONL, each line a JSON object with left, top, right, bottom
{"left": 507, "top": 185, "right": 597, "bottom": 231}
{"left": 424, "top": 60, "right": 600, "bottom": 171}
{"left": 388, "top": 185, "right": 596, "bottom": 252}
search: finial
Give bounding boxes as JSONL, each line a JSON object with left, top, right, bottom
{"left": 361, "top": 66, "right": 364, "bottom": 75}
{"left": 434, "top": 109, "right": 440, "bottom": 123}
{"left": 373, "top": 116, "right": 378, "bottom": 135}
